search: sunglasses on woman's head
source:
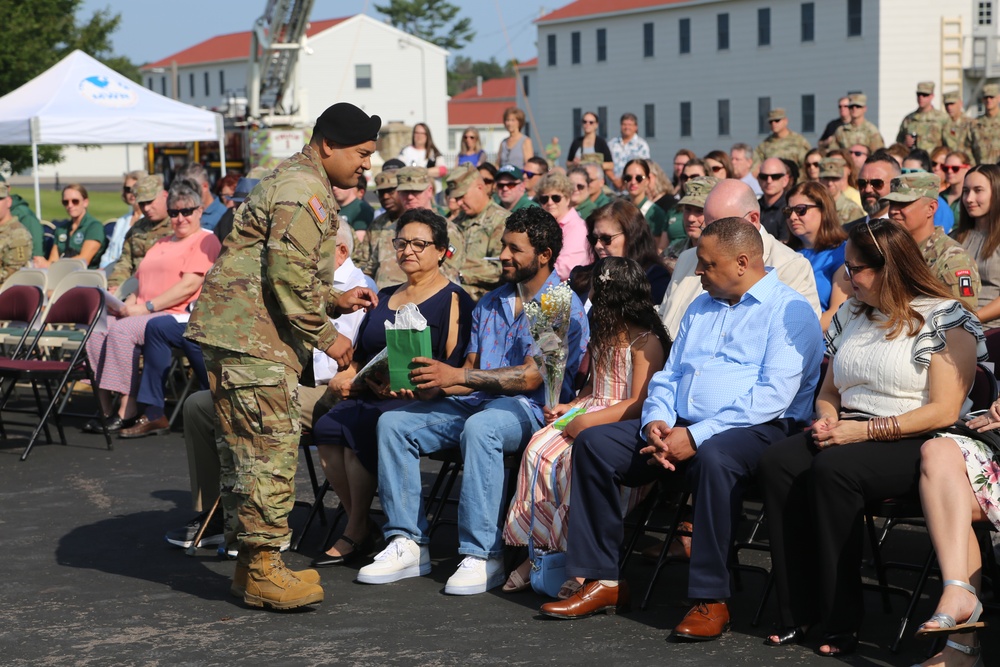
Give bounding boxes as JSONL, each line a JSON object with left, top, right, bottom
{"left": 537, "top": 194, "right": 563, "bottom": 204}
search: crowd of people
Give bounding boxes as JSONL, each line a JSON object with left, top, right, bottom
{"left": 2, "top": 85, "right": 1000, "bottom": 665}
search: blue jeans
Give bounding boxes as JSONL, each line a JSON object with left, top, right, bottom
{"left": 376, "top": 396, "right": 542, "bottom": 559}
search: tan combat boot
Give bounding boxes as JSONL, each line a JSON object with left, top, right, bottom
{"left": 241, "top": 548, "right": 324, "bottom": 610}
{"left": 231, "top": 561, "right": 321, "bottom": 598}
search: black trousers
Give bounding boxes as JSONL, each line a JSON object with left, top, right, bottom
{"left": 758, "top": 430, "right": 924, "bottom": 634}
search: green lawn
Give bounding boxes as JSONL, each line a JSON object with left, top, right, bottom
{"left": 10, "top": 187, "right": 127, "bottom": 223}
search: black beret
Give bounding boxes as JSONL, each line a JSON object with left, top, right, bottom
{"left": 314, "top": 103, "right": 381, "bottom": 145}
{"left": 382, "top": 158, "right": 406, "bottom": 170}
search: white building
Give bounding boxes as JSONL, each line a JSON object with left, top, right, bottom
{"left": 516, "top": 0, "right": 977, "bottom": 162}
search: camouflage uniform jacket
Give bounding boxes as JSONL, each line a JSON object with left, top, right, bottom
{"left": 185, "top": 145, "right": 343, "bottom": 375}
{"left": 752, "top": 131, "right": 811, "bottom": 168}
{"left": 920, "top": 227, "right": 981, "bottom": 312}
{"left": 358, "top": 211, "right": 466, "bottom": 289}
{"left": 834, "top": 119, "right": 885, "bottom": 152}
{"left": 835, "top": 193, "right": 865, "bottom": 225}
{"left": 0, "top": 215, "right": 33, "bottom": 281}
{"left": 455, "top": 199, "right": 510, "bottom": 301}
{"left": 108, "top": 215, "right": 174, "bottom": 287}
{"left": 942, "top": 116, "right": 974, "bottom": 156}
{"left": 971, "top": 113, "right": 1000, "bottom": 166}
{"left": 896, "top": 108, "right": 948, "bottom": 153}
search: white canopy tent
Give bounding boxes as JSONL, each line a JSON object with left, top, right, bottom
{"left": 0, "top": 49, "right": 225, "bottom": 218}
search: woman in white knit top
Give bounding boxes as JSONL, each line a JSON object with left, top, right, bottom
{"left": 757, "top": 219, "right": 987, "bottom": 659}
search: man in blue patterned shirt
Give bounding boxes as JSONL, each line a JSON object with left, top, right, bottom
{"left": 540, "top": 218, "right": 823, "bottom": 642}
{"left": 358, "top": 207, "right": 589, "bottom": 596}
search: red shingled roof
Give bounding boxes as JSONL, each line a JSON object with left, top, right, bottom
{"left": 448, "top": 77, "right": 516, "bottom": 126}
{"left": 538, "top": 0, "right": 684, "bottom": 23}
{"left": 518, "top": 57, "right": 538, "bottom": 68}
{"left": 142, "top": 17, "right": 349, "bottom": 69}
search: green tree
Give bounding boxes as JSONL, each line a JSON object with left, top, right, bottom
{"left": 447, "top": 56, "right": 515, "bottom": 97}
{"left": 0, "top": 0, "right": 137, "bottom": 174}
{"left": 375, "top": 0, "right": 475, "bottom": 51}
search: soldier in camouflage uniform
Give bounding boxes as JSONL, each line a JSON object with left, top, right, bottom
{"left": 446, "top": 164, "right": 511, "bottom": 301}
{"left": 752, "top": 108, "right": 811, "bottom": 170}
{"left": 882, "top": 172, "right": 980, "bottom": 310}
{"left": 0, "top": 180, "right": 33, "bottom": 281}
{"left": 971, "top": 83, "right": 1000, "bottom": 166}
{"left": 820, "top": 156, "right": 865, "bottom": 224}
{"left": 107, "top": 175, "right": 174, "bottom": 290}
{"left": 185, "top": 103, "right": 381, "bottom": 611}
{"left": 834, "top": 93, "right": 885, "bottom": 153}
{"left": 896, "top": 82, "right": 948, "bottom": 153}
{"left": 353, "top": 167, "right": 401, "bottom": 281}
{"left": 663, "top": 176, "right": 718, "bottom": 273}
{"left": 942, "top": 90, "right": 973, "bottom": 156}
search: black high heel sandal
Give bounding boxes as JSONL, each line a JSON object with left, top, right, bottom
{"left": 817, "top": 633, "right": 857, "bottom": 657}
{"left": 764, "top": 625, "right": 809, "bottom": 646}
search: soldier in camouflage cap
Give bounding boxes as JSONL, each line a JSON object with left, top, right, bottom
{"left": 882, "top": 171, "right": 980, "bottom": 310}
{"left": 447, "top": 164, "right": 510, "bottom": 301}
{"left": 108, "top": 174, "right": 173, "bottom": 289}
{"left": 353, "top": 161, "right": 403, "bottom": 277}
{"left": 834, "top": 93, "right": 885, "bottom": 153}
{"left": 0, "top": 179, "right": 33, "bottom": 280}
{"left": 971, "top": 83, "right": 1000, "bottom": 165}
{"left": 665, "top": 176, "right": 719, "bottom": 271}
{"left": 896, "top": 82, "right": 948, "bottom": 153}
{"left": 942, "top": 91, "right": 973, "bottom": 155}
{"left": 820, "top": 156, "right": 865, "bottom": 224}
{"left": 752, "top": 108, "right": 811, "bottom": 170}
{"left": 185, "top": 102, "right": 381, "bottom": 611}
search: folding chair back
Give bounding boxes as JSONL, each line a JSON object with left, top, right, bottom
{"left": 48, "top": 270, "right": 107, "bottom": 304}
{"left": 45, "top": 258, "right": 86, "bottom": 293}
{"left": 115, "top": 276, "right": 139, "bottom": 300}
{"left": 985, "top": 330, "right": 1000, "bottom": 375}
{"left": 0, "top": 268, "right": 47, "bottom": 295}
{"left": 0, "top": 285, "right": 45, "bottom": 359}
{"left": 970, "top": 362, "right": 998, "bottom": 412}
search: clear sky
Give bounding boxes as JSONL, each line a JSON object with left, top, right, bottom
{"left": 78, "top": 0, "right": 549, "bottom": 67}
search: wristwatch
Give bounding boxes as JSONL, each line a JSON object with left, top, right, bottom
{"left": 145, "top": 301, "right": 155, "bottom": 313}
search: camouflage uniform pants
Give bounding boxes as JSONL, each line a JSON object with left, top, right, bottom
{"left": 203, "top": 346, "right": 301, "bottom": 551}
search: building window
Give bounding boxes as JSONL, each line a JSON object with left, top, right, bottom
{"left": 219, "top": 70, "right": 225, "bottom": 94}
{"left": 597, "top": 106, "right": 608, "bottom": 137}
{"left": 679, "top": 18, "right": 691, "bottom": 54}
{"left": 525, "top": 122, "right": 531, "bottom": 138}
{"left": 522, "top": 74, "right": 529, "bottom": 97}
{"left": 718, "top": 99, "right": 730, "bottom": 136}
{"left": 801, "top": 3, "right": 815, "bottom": 42}
{"left": 596, "top": 28, "right": 607, "bottom": 62}
{"left": 802, "top": 94, "right": 816, "bottom": 133}
{"left": 204, "top": 71, "right": 210, "bottom": 97}
{"left": 189, "top": 73, "right": 195, "bottom": 98}
{"left": 146, "top": 77, "right": 153, "bottom": 90}
{"left": 355, "top": 64, "right": 372, "bottom": 89}
{"left": 758, "top": 8, "right": 771, "bottom": 46}
{"left": 680, "top": 101, "right": 692, "bottom": 137}
{"left": 717, "top": 13, "right": 729, "bottom": 51}
{"left": 548, "top": 34, "right": 557, "bottom": 66}
{"left": 758, "top": 97, "right": 771, "bottom": 134}
{"left": 643, "top": 22, "right": 654, "bottom": 57}
{"left": 572, "top": 108, "right": 582, "bottom": 137}
{"left": 571, "top": 32, "right": 581, "bottom": 64}
{"left": 644, "top": 103, "right": 655, "bottom": 138}
{"left": 160, "top": 76, "right": 166, "bottom": 96}
{"left": 848, "top": 0, "right": 863, "bottom": 37}
{"left": 979, "top": 1, "right": 994, "bottom": 26}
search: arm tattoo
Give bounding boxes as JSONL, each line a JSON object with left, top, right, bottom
{"left": 463, "top": 366, "right": 534, "bottom": 394}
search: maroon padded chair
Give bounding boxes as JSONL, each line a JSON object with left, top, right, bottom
{"left": 0, "top": 284, "right": 45, "bottom": 360}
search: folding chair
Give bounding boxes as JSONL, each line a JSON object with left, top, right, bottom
{"left": 0, "top": 287, "right": 110, "bottom": 461}
{"left": 985, "top": 329, "right": 1000, "bottom": 375}
{"left": 45, "top": 258, "right": 86, "bottom": 295}
{"left": 0, "top": 285, "right": 44, "bottom": 360}
{"left": 0, "top": 268, "right": 47, "bottom": 295}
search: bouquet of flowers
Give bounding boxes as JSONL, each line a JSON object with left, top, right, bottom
{"left": 520, "top": 281, "right": 574, "bottom": 410}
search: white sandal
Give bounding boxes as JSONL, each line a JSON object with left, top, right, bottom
{"left": 915, "top": 579, "right": 985, "bottom": 637}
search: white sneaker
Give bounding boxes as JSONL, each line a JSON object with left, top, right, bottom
{"left": 443, "top": 556, "right": 505, "bottom": 595}
{"left": 356, "top": 537, "right": 430, "bottom": 584}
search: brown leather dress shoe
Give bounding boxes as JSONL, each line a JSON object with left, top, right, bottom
{"left": 119, "top": 414, "right": 170, "bottom": 439}
{"left": 671, "top": 601, "right": 731, "bottom": 641}
{"left": 539, "top": 580, "right": 630, "bottom": 619}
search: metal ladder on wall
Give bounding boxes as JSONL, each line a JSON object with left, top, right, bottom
{"left": 248, "top": 0, "right": 316, "bottom": 119}
{"left": 941, "top": 16, "right": 964, "bottom": 103}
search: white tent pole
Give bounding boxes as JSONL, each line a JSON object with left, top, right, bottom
{"left": 125, "top": 144, "right": 131, "bottom": 171}
{"left": 30, "top": 117, "right": 41, "bottom": 220}
{"left": 216, "top": 115, "right": 227, "bottom": 177}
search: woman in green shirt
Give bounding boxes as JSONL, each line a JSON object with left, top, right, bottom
{"left": 622, "top": 159, "right": 668, "bottom": 241}
{"left": 49, "top": 183, "right": 106, "bottom": 269}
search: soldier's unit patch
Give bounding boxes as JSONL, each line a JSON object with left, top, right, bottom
{"left": 308, "top": 195, "right": 328, "bottom": 224}
{"left": 957, "top": 269, "right": 974, "bottom": 297}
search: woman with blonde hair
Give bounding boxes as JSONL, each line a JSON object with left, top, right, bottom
{"left": 498, "top": 107, "right": 533, "bottom": 169}
{"left": 457, "top": 127, "right": 487, "bottom": 167}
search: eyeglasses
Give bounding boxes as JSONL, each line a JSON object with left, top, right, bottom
{"left": 857, "top": 178, "right": 885, "bottom": 191}
{"left": 900, "top": 168, "right": 924, "bottom": 174}
{"left": 582, "top": 119, "right": 597, "bottom": 125}
{"left": 768, "top": 119, "right": 782, "bottom": 124}
{"left": 168, "top": 206, "right": 199, "bottom": 218}
{"left": 849, "top": 104, "right": 864, "bottom": 109}
{"left": 943, "top": 164, "right": 970, "bottom": 173}
{"left": 62, "top": 198, "right": 82, "bottom": 206}
{"left": 523, "top": 170, "right": 538, "bottom": 178}
{"left": 708, "top": 164, "right": 725, "bottom": 173}
{"left": 782, "top": 204, "right": 819, "bottom": 218}
{"left": 838, "top": 104, "right": 850, "bottom": 109}
{"left": 122, "top": 186, "right": 133, "bottom": 194}
{"left": 843, "top": 262, "right": 871, "bottom": 279}
{"left": 865, "top": 219, "right": 885, "bottom": 258}
{"left": 932, "top": 161, "right": 946, "bottom": 170}
{"left": 537, "top": 194, "right": 564, "bottom": 204}
{"left": 463, "top": 134, "right": 476, "bottom": 139}
{"left": 392, "top": 238, "right": 435, "bottom": 253}
{"left": 622, "top": 174, "right": 646, "bottom": 183}
{"left": 849, "top": 150, "right": 869, "bottom": 157}
{"left": 916, "top": 92, "right": 932, "bottom": 97}
{"left": 481, "top": 177, "right": 495, "bottom": 185}
{"left": 805, "top": 161, "right": 822, "bottom": 169}
{"left": 588, "top": 231, "right": 625, "bottom": 246}
{"left": 496, "top": 181, "right": 520, "bottom": 190}
{"left": 758, "top": 172, "right": 786, "bottom": 181}
{"left": 574, "top": 183, "right": 588, "bottom": 191}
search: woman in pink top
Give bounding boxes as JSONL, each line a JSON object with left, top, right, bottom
{"left": 84, "top": 179, "right": 221, "bottom": 434}
{"left": 536, "top": 171, "right": 592, "bottom": 281}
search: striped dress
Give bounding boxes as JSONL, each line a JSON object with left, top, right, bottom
{"left": 503, "top": 335, "right": 651, "bottom": 551}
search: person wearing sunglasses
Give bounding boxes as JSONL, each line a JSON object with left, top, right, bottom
{"left": 702, "top": 150, "right": 733, "bottom": 179}
{"left": 498, "top": 107, "right": 534, "bottom": 170}
{"left": 902, "top": 149, "right": 957, "bottom": 234}
{"left": 478, "top": 161, "right": 498, "bottom": 199}
{"left": 107, "top": 174, "right": 174, "bottom": 291}
{"left": 757, "top": 158, "right": 791, "bottom": 241}
{"left": 457, "top": 126, "right": 486, "bottom": 167}
{"left": 759, "top": 218, "right": 986, "bottom": 658}
{"left": 819, "top": 156, "right": 865, "bottom": 225}
{"left": 0, "top": 179, "right": 33, "bottom": 281}
{"left": 99, "top": 170, "right": 148, "bottom": 270}
{"left": 535, "top": 171, "right": 591, "bottom": 280}
{"left": 494, "top": 165, "right": 538, "bottom": 213}
{"left": 801, "top": 147, "right": 824, "bottom": 184}
{"left": 660, "top": 159, "right": 708, "bottom": 250}
{"left": 567, "top": 111, "right": 613, "bottom": 173}
{"left": 846, "top": 143, "right": 870, "bottom": 172}
{"left": 524, "top": 155, "right": 550, "bottom": 199}
{"left": 663, "top": 176, "right": 718, "bottom": 276}
{"left": 896, "top": 81, "right": 948, "bottom": 152}
{"left": 622, "top": 158, "right": 669, "bottom": 243}
{"left": 214, "top": 172, "right": 241, "bottom": 210}
{"left": 48, "top": 183, "right": 105, "bottom": 269}
{"left": 942, "top": 90, "right": 973, "bottom": 154}
{"left": 851, "top": 149, "right": 899, "bottom": 227}
{"left": 752, "top": 108, "right": 811, "bottom": 173}
{"left": 567, "top": 166, "right": 594, "bottom": 219}
{"left": 954, "top": 164, "right": 1000, "bottom": 330}
{"left": 833, "top": 93, "right": 885, "bottom": 153}
{"left": 942, "top": 151, "right": 972, "bottom": 221}
{"left": 607, "top": 112, "right": 650, "bottom": 190}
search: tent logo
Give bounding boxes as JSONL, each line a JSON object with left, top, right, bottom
{"left": 78, "top": 75, "right": 138, "bottom": 108}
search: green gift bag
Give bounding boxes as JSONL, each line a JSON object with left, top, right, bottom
{"left": 385, "top": 328, "right": 432, "bottom": 391}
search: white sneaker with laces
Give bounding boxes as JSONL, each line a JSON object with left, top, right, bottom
{"left": 443, "top": 556, "right": 505, "bottom": 595}
{"left": 356, "top": 537, "right": 430, "bottom": 584}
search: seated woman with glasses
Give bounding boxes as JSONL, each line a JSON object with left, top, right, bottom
{"left": 535, "top": 171, "right": 592, "bottom": 281}
{"left": 49, "top": 183, "right": 107, "bottom": 269}
{"left": 622, "top": 158, "right": 669, "bottom": 245}
{"left": 457, "top": 127, "right": 487, "bottom": 168}
{"left": 785, "top": 181, "right": 850, "bottom": 331}
{"left": 954, "top": 164, "right": 1000, "bottom": 331}
{"left": 83, "top": 179, "right": 221, "bottom": 433}
{"left": 309, "top": 208, "right": 473, "bottom": 568}
{"left": 758, "top": 219, "right": 986, "bottom": 657}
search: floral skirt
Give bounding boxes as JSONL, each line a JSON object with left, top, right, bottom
{"left": 944, "top": 432, "right": 1000, "bottom": 532}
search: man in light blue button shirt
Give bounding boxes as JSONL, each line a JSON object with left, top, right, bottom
{"left": 540, "top": 218, "right": 824, "bottom": 642}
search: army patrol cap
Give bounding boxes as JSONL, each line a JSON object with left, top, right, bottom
{"left": 231, "top": 178, "right": 260, "bottom": 204}
{"left": 767, "top": 108, "right": 787, "bottom": 122}
{"left": 135, "top": 174, "right": 164, "bottom": 202}
{"left": 495, "top": 164, "right": 524, "bottom": 182}
{"left": 677, "top": 176, "right": 720, "bottom": 209}
{"left": 848, "top": 93, "right": 867, "bottom": 107}
{"left": 395, "top": 166, "right": 432, "bottom": 192}
{"left": 819, "top": 156, "right": 848, "bottom": 179}
{"left": 313, "top": 102, "right": 381, "bottom": 145}
{"left": 916, "top": 81, "right": 935, "bottom": 95}
{"left": 446, "top": 164, "right": 480, "bottom": 198}
{"left": 0, "top": 180, "right": 8, "bottom": 198}
{"left": 880, "top": 172, "right": 941, "bottom": 205}
{"left": 374, "top": 170, "right": 398, "bottom": 191}
{"left": 943, "top": 91, "right": 962, "bottom": 105}
{"left": 983, "top": 84, "right": 1000, "bottom": 98}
